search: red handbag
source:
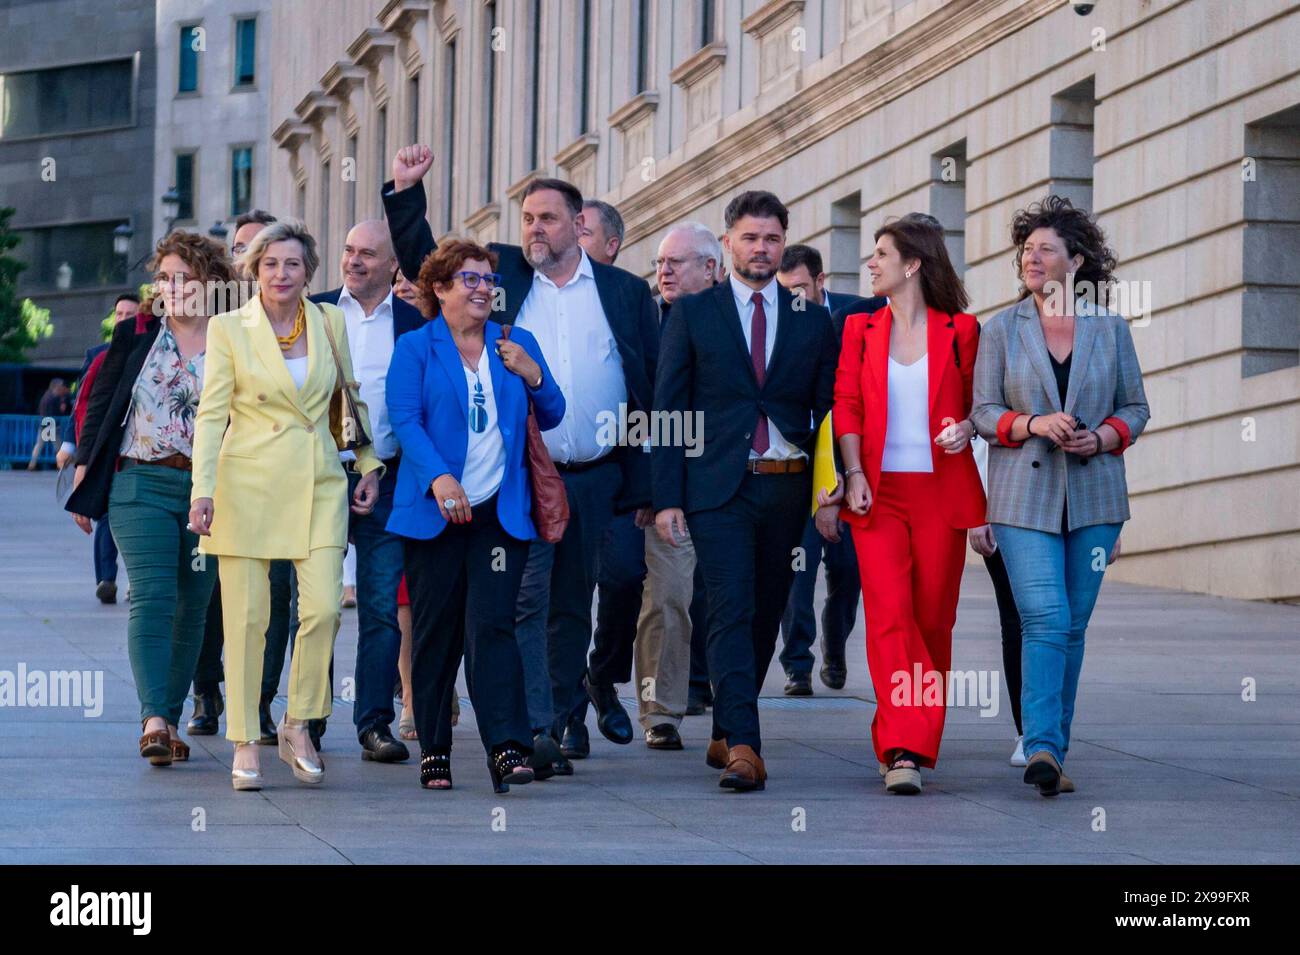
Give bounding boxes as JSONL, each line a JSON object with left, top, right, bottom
{"left": 500, "top": 326, "right": 569, "bottom": 543}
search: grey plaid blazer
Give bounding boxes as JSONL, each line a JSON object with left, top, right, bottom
{"left": 971, "top": 297, "right": 1149, "bottom": 533}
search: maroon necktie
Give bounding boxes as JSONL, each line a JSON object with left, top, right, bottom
{"left": 750, "top": 291, "right": 770, "bottom": 455}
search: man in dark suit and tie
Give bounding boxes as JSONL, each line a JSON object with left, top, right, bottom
{"left": 383, "top": 145, "right": 659, "bottom": 776}
{"left": 774, "top": 245, "right": 886, "bottom": 695}
{"left": 307, "top": 218, "right": 427, "bottom": 763}
{"left": 653, "top": 192, "right": 839, "bottom": 791}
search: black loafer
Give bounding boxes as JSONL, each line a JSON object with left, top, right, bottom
{"left": 819, "top": 658, "right": 847, "bottom": 690}
{"left": 360, "top": 727, "right": 410, "bottom": 763}
{"left": 783, "top": 674, "right": 813, "bottom": 696}
{"left": 95, "top": 580, "right": 117, "bottom": 604}
{"left": 583, "top": 673, "right": 634, "bottom": 745}
{"left": 561, "top": 717, "right": 590, "bottom": 759}
{"left": 645, "top": 724, "right": 683, "bottom": 750}
{"left": 256, "top": 691, "right": 277, "bottom": 745}
{"left": 529, "top": 732, "right": 562, "bottom": 780}
{"left": 186, "top": 684, "right": 223, "bottom": 736}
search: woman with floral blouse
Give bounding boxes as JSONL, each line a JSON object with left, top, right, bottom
{"left": 67, "top": 231, "right": 237, "bottom": 766}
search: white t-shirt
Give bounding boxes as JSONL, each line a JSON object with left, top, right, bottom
{"left": 881, "top": 355, "right": 933, "bottom": 473}
{"left": 460, "top": 348, "right": 506, "bottom": 506}
{"left": 283, "top": 355, "right": 309, "bottom": 390}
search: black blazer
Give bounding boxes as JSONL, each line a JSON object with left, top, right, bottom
{"left": 307, "top": 287, "right": 427, "bottom": 341}
{"left": 652, "top": 281, "right": 839, "bottom": 514}
{"left": 66, "top": 316, "right": 163, "bottom": 520}
{"left": 831, "top": 294, "right": 888, "bottom": 342}
{"left": 382, "top": 181, "right": 660, "bottom": 510}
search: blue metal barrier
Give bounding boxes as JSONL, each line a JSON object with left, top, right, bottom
{"left": 0, "top": 414, "right": 73, "bottom": 470}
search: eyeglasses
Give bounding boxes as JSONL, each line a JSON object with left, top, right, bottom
{"left": 455, "top": 270, "right": 501, "bottom": 290}
{"left": 652, "top": 254, "right": 706, "bottom": 273}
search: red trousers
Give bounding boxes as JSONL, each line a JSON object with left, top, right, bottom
{"left": 851, "top": 471, "right": 968, "bottom": 769}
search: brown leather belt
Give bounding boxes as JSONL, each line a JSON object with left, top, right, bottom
{"left": 119, "top": 453, "right": 192, "bottom": 472}
{"left": 747, "top": 457, "right": 807, "bottom": 474}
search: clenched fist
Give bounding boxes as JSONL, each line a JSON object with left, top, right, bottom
{"left": 392, "top": 145, "right": 434, "bottom": 192}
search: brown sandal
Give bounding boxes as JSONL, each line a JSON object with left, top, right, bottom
{"left": 139, "top": 725, "right": 172, "bottom": 766}
{"left": 169, "top": 735, "right": 190, "bottom": 762}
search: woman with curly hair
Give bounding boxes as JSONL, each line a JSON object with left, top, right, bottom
{"left": 971, "top": 196, "right": 1149, "bottom": 797}
{"left": 67, "top": 230, "right": 236, "bottom": 766}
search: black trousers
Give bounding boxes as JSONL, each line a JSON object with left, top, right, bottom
{"left": 542, "top": 459, "right": 620, "bottom": 731}
{"left": 587, "top": 509, "right": 648, "bottom": 687}
{"left": 404, "top": 496, "right": 532, "bottom": 754}
{"left": 690, "top": 470, "right": 810, "bottom": 753}
{"left": 779, "top": 516, "right": 861, "bottom": 677}
{"left": 688, "top": 563, "right": 710, "bottom": 699}
{"left": 982, "top": 548, "right": 1023, "bottom": 735}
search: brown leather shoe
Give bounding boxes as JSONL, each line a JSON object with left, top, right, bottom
{"left": 1059, "top": 770, "right": 1075, "bottom": 793}
{"left": 719, "top": 744, "right": 766, "bottom": 792}
{"left": 705, "top": 737, "right": 729, "bottom": 769}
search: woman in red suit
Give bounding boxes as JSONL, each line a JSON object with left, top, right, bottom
{"left": 833, "top": 215, "right": 986, "bottom": 794}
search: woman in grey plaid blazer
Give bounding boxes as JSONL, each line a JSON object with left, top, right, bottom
{"left": 972, "top": 196, "right": 1149, "bottom": 798}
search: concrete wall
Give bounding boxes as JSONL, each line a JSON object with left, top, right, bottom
{"left": 265, "top": 0, "right": 1300, "bottom": 601}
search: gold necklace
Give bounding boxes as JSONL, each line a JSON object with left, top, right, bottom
{"left": 276, "top": 300, "right": 305, "bottom": 351}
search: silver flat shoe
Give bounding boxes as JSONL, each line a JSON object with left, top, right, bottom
{"left": 278, "top": 717, "right": 324, "bottom": 785}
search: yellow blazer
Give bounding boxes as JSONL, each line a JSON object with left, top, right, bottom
{"left": 811, "top": 411, "right": 838, "bottom": 516}
{"left": 191, "top": 295, "right": 384, "bottom": 560}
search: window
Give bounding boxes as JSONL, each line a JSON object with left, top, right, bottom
{"left": 375, "top": 105, "right": 387, "bottom": 207}
{"left": 485, "top": 1, "right": 498, "bottom": 202}
{"left": 443, "top": 40, "right": 457, "bottom": 232}
{"left": 578, "top": 0, "right": 591, "bottom": 135}
{"left": 698, "top": 0, "right": 716, "bottom": 49}
{"left": 345, "top": 134, "right": 358, "bottom": 227}
{"left": 636, "top": 0, "right": 651, "bottom": 93}
{"left": 179, "top": 24, "right": 200, "bottom": 93}
{"left": 408, "top": 73, "right": 420, "bottom": 143}
{"left": 0, "top": 59, "right": 134, "bottom": 139}
{"left": 530, "top": 0, "right": 542, "bottom": 169}
{"left": 234, "top": 17, "right": 257, "bottom": 87}
{"left": 319, "top": 161, "right": 331, "bottom": 279}
{"left": 175, "top": 153, "right": 196, "bottom": 222}
{"left": 230, "top": 147, "right": 253, "bottom": 217}
{"left": 929, "top": 140, "right": 967, "bottom": 273}
{"left": 1242, "top": 104, "right": 1300, "bottom": 376}
{"left": 12, "top": 221, "right": 129, "bottom": 292}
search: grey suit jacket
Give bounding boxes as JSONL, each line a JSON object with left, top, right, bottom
{"left": 971, "top": 296, "right": 1150, "bottom": 533}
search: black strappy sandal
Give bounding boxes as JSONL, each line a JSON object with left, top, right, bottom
{"left": 487, "top": 743, "right": 534, "bottom": 794}
{"left": 419, "top": 749, "right": 452, "bottom": 790}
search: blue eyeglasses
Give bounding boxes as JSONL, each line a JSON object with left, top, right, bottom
{"left": 456, "top": 271, "right": 502, "bottom": 290}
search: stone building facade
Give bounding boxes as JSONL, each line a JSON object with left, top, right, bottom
{"left": 264, "top": 0, "right": 1300, "bottom": 601}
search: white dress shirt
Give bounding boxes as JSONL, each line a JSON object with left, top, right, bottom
{"left": 516, "top": 249, "right": 626, "bottom": 464}
{"left": 336, "top": 286, "right": 399, "bottom": 461}
{"left": 729, "top": 274, "right": 804, "bottom": 461}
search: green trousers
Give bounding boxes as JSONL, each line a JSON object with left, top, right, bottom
{"left": 108, "top": 464, "right": 218, "bottom": 727}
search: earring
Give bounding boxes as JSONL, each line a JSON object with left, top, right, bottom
{"left": 904, "top": 269, "right": 913, "bottom": 278}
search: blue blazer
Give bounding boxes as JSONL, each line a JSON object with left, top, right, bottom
{"left": 385, "top": 317, "right": 565, "bottom": 541}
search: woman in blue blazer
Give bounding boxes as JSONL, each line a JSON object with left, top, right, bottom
{"left": 386, "top": 239, "right": 564, "bottom": 793}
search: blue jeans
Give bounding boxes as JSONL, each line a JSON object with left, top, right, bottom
{"left": 993, "top": 521, "right": 1122, "bottom": 765}
{"left": 515, "top": 540, "right": 556, "bottom": 732}
{"left": 348, "top": 470, "right": 405, "bottom": 739}
{"left": 93, "top": 519, "right": 118, "bottom": 585}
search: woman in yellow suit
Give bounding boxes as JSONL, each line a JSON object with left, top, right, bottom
{"left": 188, "top": 219, "right": 384, "bottom": 791}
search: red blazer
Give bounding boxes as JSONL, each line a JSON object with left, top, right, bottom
{"left": 833, "top": 304, "right": 986, "bottom": 529}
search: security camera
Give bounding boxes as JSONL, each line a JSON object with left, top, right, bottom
{"left": 1071, "top": 1, "right": 1096, "bottom": 14}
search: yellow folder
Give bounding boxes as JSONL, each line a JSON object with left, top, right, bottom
{"left": 811, "top": 412, "right": 838, "bottom": 516}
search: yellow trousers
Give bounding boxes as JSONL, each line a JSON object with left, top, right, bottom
{"left": 218, "top": 547, "right": 343, "bottom": 742}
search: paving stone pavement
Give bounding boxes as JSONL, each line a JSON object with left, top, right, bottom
{"left": 1, "top": 471, "right": 1297, "bottom": 864}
